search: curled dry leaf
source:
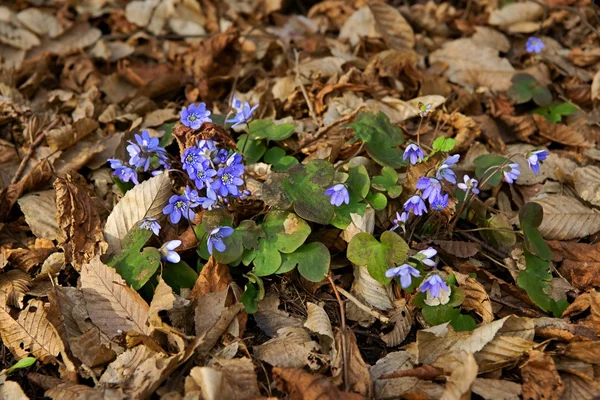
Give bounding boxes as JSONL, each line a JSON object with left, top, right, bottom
{"left": 0, "top": 381, "right": 29, "bottom": 399}
{"left": 0, "top": 159, "right": 53, "bottom": 221}
{"left": 520, "top": 350, "right": 564, "bottom": 400}
{"left": 332, "top": 328, "right": 371, "bottom": 397}
{"left": 17, "top": 190, "right": 59, "bottom": 240}
{"left": 0, "top": 269, "right": 32, "bottom": 309}
{"left": 380, "top": 299, "right": 413, "bottom": 347}
{"left": 104, "top": 173, "right": 171, "bottom": 254}
{"left": 0, "top": 20, "right": 40, "bottom": 50}
{"left": 274, "top": 367, "right": 367, "bottom": 400}
{"left": 440, "top": 352, "right": 478, "bottom": 400}
{"left": 80, "top": 256, "right": 150, "bottom": 338}
{"left": 4, "top": 238, "right": 56, "bottom": 273}
{"left": 186, "top": 358, "right": 260, "bottom": 400}
{"left": 304, "top": 302, "right": 335, "bottom": 354}
{"left": 148, "top": 277, "right": 176, "bottom": 329}
{"left": 534, "top": 196, "right": 600, "bottom": 240}
{"left": 451, "top": 270, "right": 494, "bottom": 323}
{"left": 254, "top": 295, "right": 304, "bottom": 338}
{"left": 68, "top": 327, "right": 116, "bottom": 368}
{"left": 471, "top": 378, "right": 521, "bottom": 400}
{"left": 533, "top": 115, "right": 593, "bottom": 148}
{"left": 254, "top": 326, "right": 321, "bottom": 369}
{"left": 368, "top": 2, "right": 415, "bottom": 51}
{"left": 573, "top": 166, "right": 600, "bottom": 207}
{"left": 488, "top": 1, "right": 543, "bottom": 33}
{"left": 54, "top": 174, "right": 107, "bottom": 269}
{"left": 560, "top": 369, "right": 600, "bottom": 400}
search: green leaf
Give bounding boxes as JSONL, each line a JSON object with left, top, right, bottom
{"left": 236, "top": 220, "right": 266, "bottom": 250}
{"left": 347, "top": 231, "right": 409, "bottom": 284}
{"left": 113, "top": 176, "right": 135, "bottom": 195}
{"left": 519, "top": 203, "right": 552, "bottom": 261}
{"left": 6, "top": 357, "right": 36, "bottom": 374}
{"left": 263, "top": 159, "right": 335, "bottom": 224}
{"left": 388, "top": 185, "right": 402, "bottom": 199}
{"left": 279, "top": 242, "right": 330, "bottom": 282}
{"left": 348, "top": 111, "right": 406, "bottom": 168}
{"left": 240, "top": 282, "right": 259, "bottom": 313}
{"left": 371, "top": 167, "right": 398, "bottom": 190}
{"left": 480, "top": 214, "right": 517, "bottom": 250}
{"left": 422, "top": 305, "right": 459, "bottom": 326}
{"left": 263, "top": 147, "right": 298, "bottom": 171}
{"left": 432, "top": 137, "right": 457, "bottom": 152}
{"left": 107, "top": 228, "right": 161, "bottom": 290}
{"left": 367, "top": 192, "right": 387, "bottom": 210}
{"left": 507, "top": 73, "right": 552, "bottom": 107}
{"left": 474, "top": 154, "right": 508, "bottom": 187}
{"left": 253, "top": 241, "right": 282, "bottom": 276}
{"left": 249, "top": 119, "right": 295, "bottom": 141}
{"left": 347, "top": 165, "right": 370, "bottom": 198}
{"left": 159, "top": 122, "right": 176, "bottom": 147}
{"left": 213, "top": 230, "right": 244, "bottom": 264}
{"left": 517, "top": 251, "right": 556, "bottom": 314}
{"left": 237, "top": 134, "right": 266, "bottom": 164}
{"left": 262, "top": 211, "right": 311, "bottom": 253}
{"left": 162, "top": 261, "right": 198, "bottom": 294}
{"left": 532, "top": 102, "right": 578, "bottom": 124}
{"left": 201, "top": 208, "right": 234, "bottom": 233}
{"left": 450, "top": 314, "right": 477, "bottom": 331}
{"left": 330, "top": 201, "right": 367, "bottom": 230}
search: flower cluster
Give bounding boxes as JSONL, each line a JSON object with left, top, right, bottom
{"left": 108, "top": 130, "right": 169, "bottom": 184}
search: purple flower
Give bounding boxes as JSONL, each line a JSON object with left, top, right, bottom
{"left": 415, "top": 247, "right": 437, "bottom": 267}
{"left": 404, "top": 195, "right": 427, "bottom": 216}
{"left": 415, "top": 177, "right": 442, "bottom": 204}
{"left": 197, "top": 139, "right": 217, "bottom": 157}
{"left": 181, "top": 146, "right": 205, "bottom": 175}
{"left": 526, "top": 36, "right": 544, "bottom": 54}
{"left": 198, "top": 194, "right": 217, "bottom": 210}
{"left": 526, "top": 149, "right": 549, "bottom": 175}
{"left": 212, "top": 164, "right": 245, "bottom": 197}
{"left": 160, "top": 240, "right": 181, "bottom": 263}
{"left": 457, "top": 175, "right": 479, "bottom": 195}
{"left": 126, "top": 130, "right": 167, "bottom": 172}
{"left": 214, "top": 149, "right": 230, "bottom": 165}
{"left": 324, "top": 184, "right": 350, "bottom": 206}
{"left": 226, "top": 101, "right": 259, "bottom": 127}
{"left": 184, "top": 186, "right": 201, "bottom": 208}
{"left": 240, "top": 189, "right": 251, "bottom": 200}
{"left": 390, "top": 211, "right": 408, "bottom": 232}
{"left": 108, "top": 159, "right": 139, "bottom": 185}
{"left": 403, "top": 144, "right": 424, "bottom": 165}
{"left": 503, "top": 163, "right": 521, "bottom": 184}
{"left": 192, "top": 159, "right": 217, "bottom": 190}
{"left": 420, "top": 274, "right": 449, "bottom": 299}
{"left": 385, "top": 264, "right": 421, "bottom": 288}
{"left": 431, "top": 193, "right": 449, "bottom": 211}
{"left": 230, "top": 94, "right": 243, "bottom": 113}
{"left": 181, "top": 103, "right": 212, "bottom": 129}
{"left": 436, "top": 154, "right": 460, "bottom": 184}
{"left": 207, "top": 226, "right": 234, "bottom": 254}
{"left": 139, "top": 217, "right": 161, "bottom": 236}
{"left": 163, "top": 194, "right": 195, "bottom": 224}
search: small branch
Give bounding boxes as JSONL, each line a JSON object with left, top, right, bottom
{"left": 327, "top": 274, "right": 349, "bottom": 393}
{"left": 11, "top": 119, "right": 60, "bottom": 185}
{"left": 294, "top": 49, "right": 319, "bottom": 126}
{"left": 490, "top": 296, "right": 544, "bottom": 318}
{"left": 335, "top": 285, "right": 391, "bottom": 324}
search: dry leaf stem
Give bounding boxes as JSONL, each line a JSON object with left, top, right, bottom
{"left": 327, "top": 274, "right": 349, "bottom": 392}
{"left": 11, "top": 119, "right": 60, "bottom": 184}
{"left": 334, "top": 285, "right": 391, "bottom": 324}
{"left": 294, "top": 49, "right": 318, "bottom": 126}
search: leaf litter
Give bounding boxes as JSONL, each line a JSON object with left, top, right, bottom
{"left": 1, "top": 0, "right": 600, "bottom": 398}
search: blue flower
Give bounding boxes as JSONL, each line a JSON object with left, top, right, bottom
{"left": 226, "top": 101, "right": 259, "bottom": 127}
{"left": 324, "top": 184, "right": 350, "bottom": 206}
{"left": 212, "top": 164, "right": 245, "bottom": 197}
{"left": 163, "top": 194, "right": 195, "bottom": 224}
{"left": 108, "top": 159, "right": 139, "bottom": 185}
{"left": 192, "top": 158, "right": 217, "bottom": 190}
{"left": 420, "top": 274, "right": 449, "bottom": 299}
{"left": 214, "top": 149, "right": 230, "bottom": 165}
{"left": 431, "top": 193, "right": 449, "bottom": 211}
{"left": 404, "top": 195, "right": 427, "bottom": 216}
{"left": 231, "top": 94, "right": 243, "bottom": 113}
{"left": 181, "top": 103, "right": 212, "bottom": 129}
{"left": 139, "top": 218, "right": 160, "bottom": 236}
{"left": 126, "top": 130, "right": 167, "bottom": 172}
{"left": 207, "top": 226, "right": 235, "bottom": 254}
{"left": 385, "top": 264, "right": 421, "bottom": 288}
{"left": 436, "top": 154, "right": 460, "bottom": 184}
{"left": 526, "top": 149, "right": 549, "bottom": 175}
{"left": 503, "top": 163, "right": 521, "bottom": 184}
{"left": 403, "top": 144, "right": 424, "bottom": 165}
{"left": 415, "top": 177, "right": 442, "bottom": 204}
{"left": 198, "top": 194, "right": 217, "bottom": 210}
{"left": 457, "top": 175, "right": 479, "bottom": 195}
{"left": 414, "top": 247, "right": 437, "bottom": 267}
{"left": 184, "top": 186, "right": 201, "bottom": 208}
{"left": 390, "top": 211, "right": 408, "bottom": 232}
{"left": 181, "top": 146, "right": 205, "bottom": 175}
{"left": 160, "top": 240, "right": 181, "bottom": 263}
{"left": 526, "top": 36, "right": 544, "bottom": 54}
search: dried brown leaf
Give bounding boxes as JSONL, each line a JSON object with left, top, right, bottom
{"left": 452, "top": 270, "right": 494, "bottom": 323}
{"left": 0, "top": 21, "right": 40, "bottom": 50}
{"left": 368, "top": 2, "right": 415, "bottom": 51}
{"left": 521, "top": 350, "right": 564, "bottom": 400}
{"left": 254, "top": 327, "right": 320, "bottom": 369}
{"left": 332, "top": 328, "right": 371, "bottom": 397}
{"left": 488, "top": 2, "right": 543, "bottom": 31}
{"left": 573, "top": 166, "right": 600, "bottom": 207}
{"left": 380, "top": 299, "right": 413, "bottom": 347}
{"left": 471, "top": 378, "right": 521, "bottom": 400}
{"left": 435, "top": 240, "right": 481, "bottom": 258}
{"left": 441, "top": 352, "right": 478, "bottom": 400}
{"left": 0, "top": 381, "right": 29, "bottom": 399}
{"left": 149, "top": 277, "right": 176, "bottom": 329}
{"left": 560, "top": 369, "right": 600, "bottom": 400}
{"left": 304, "top": 302, "right": 334, "bottom": 353}
{"left": 189, "top": 256, "right": 232, "bottom": 300}
{"left": 187, "top": 358, "right": 261, "bottom": 400}
{"left": 5, "top": 238, "right": 56, "bottom": 273}
{"left": 563, "top": 341, "right": 600, "bottom": 365}
{"left": 54, "top": 174, "right": 106, "bottom": 269}
{"left": 17, "top": 190, "right": 59, "bottom": 240}
{"left": 46, "top": 118, "right": 99, "bottom": 151}
{"left": 45, "top": 382, "right": 103, "bottom": 400}
{"left": 68, "top": 327, "right": 116, "bottom": 368}
{"left": 16, "top": 8, "right": 67, "bottom": 38}
{"left": 80, "top": 256, "right": 150, "bottom": 337}
{"left": 534, "top": 115, "right": 593, "bottom": 148}
{"left": 0, "top": 270, "right": 31, "bottom": 309}
{"left": 381, "top": 364, "right": 445, "bottom": 380}
{"left": 274, "top": 367, "right": 367, "bottom": 400}
{"left": 534, "top": 196, "right": 600, "bottom": 240}
{"left": 0, "top": 160, "right": 53, "bottom": 221}
{"left": 254, "top": 295, "right": 304, "bottom": 338}
{"left": 559, "top": 260, "right": 600, "bottom": 291}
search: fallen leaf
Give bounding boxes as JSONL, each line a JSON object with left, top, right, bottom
{"left": 563, "top": 341, "right": 600, "bottom": 365}
{"left": 559, "top": 259, "right": 600, "bottom": 291}
{"left": 573, "top": 166, "right": 600, "bottom": 207}
{"left": 0, "top": 381, "right": 30, "bottom": 399}
{"left": 0, "top": 20, "right": 40, "bottom": 50}
{"left": 521, "top": 350, "right": 564, "bottom": 400}
{"left": 534, "top": 196, "right": 600, "bottom": 240}
{"left": 380, "top": 299, "right": 413, "bottom": 347}
{"left": 104, "top": 173, "right": 171, "bottom": 254}
{"left": 186, "top": 358, "right": 261, "bottom": 400}
{"left": 68, "top": 327, "right": 116, "bottom": 367}
{"left": 17, "top": 190, "right": 59, "bottom": 240}
{"left": 560, "top": 369, "right": 600, "bottom": 400}
{"left": 534, "top": 115, "right": 593, "bottom": 148}
{"left": 435, "top": 240, "right": 481, "bottom": 258}
{"left": 80, "top": 256, "right": 150, "bottom": 337}
{"left": 452, "top": 270, "right": 494, "bottom": 323}
{"left": 254, "top": 295, "right": 304, "bottom": 337}
{"left": 368, "top": 2, "right": 415, "bottom": 51}
{"left": 0, "top": 269, "right": 32, "bottom": 309}
{"left": 471, "top": 378, "right": 521, "bottom": 400}
{"left": 440, "top": 352, "right": 478, "bottom": 400}
{"left": 45, "top": 382, "right": 103, "bottom": 399}
{"left": 488, "top": 2, "right": 543, "bottom": 33}
{"left": 0, "top": 160, "right": 53, "bottom": 221}
{"left": 148, "top": 276, "right": 176, "bottom": 329}
{"left": 304, "top": 302, "right": 335, "bottom": 354}
{"left": 332, "top": 328, "right": 371, "bottom": 397}
{"left": 274, "top": 367, "right": 366, "bottom": 400}
{"left": 254, "top": 326, "right": 321, "bottom": 369}
{"left": 5, "top": 238, "right": 56, "bottom": 273}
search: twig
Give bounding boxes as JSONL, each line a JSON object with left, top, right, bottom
{"left": 11, "top": 119, "right": 60, "bottom": 185}
{"left": 293, "top": 49, "right": 319, "bottom": 126}
{"left": 457, "top": 231, "right": 509, "bottom": 260}
{"left": 327, "top": 274, "right": 349, "bottom": 393}
{"left": 334, "top": 285, "right": 391, "bottom": 324}
{"left": 490, "top": 296, "right": 544, "bottom": 318}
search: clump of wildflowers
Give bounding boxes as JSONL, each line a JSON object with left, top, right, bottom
{"left": 420, "top": 274, "right": 450, "bottom": 300}
{"left": 436, "top": 155, "right": 460, "bottom": 184}
{"left": 415, "top": 177, "right": 442, "bottom": 204}
{"left": 526, "top": 36, "right": 544, "bottom": 54}
{"left": 324, "top": 184, "right": 350, "bottom": 206}
{"left": 127, "top": 130, "right": 168, "bottom": 172}
{"left": 431, "top": 193, "right": 449, "bottom": 211}
{"left": 108, "top": 159, "right": 139, "bottom": 185}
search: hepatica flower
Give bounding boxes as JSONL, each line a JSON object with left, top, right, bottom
{"left": 414, "top": 247, "right": 437, "bottom": 267}
{"left": 415, "top": 177, "right": 442, "bottom": 203}
{"left": 324, "top": 184, "right": 350, "bottom": 206}
{"left": 108, "top": 159, "right": 139, "bottom": 185}
{"left": 526, "top": 36, "right": 545, "bottom": 54}
{"left": 457, "top": 175, "right": 479, "bottom": 195}
{"left": 207, "top": 226, "right": 234, "bottom": 254}
{"left": 420, "top": 274, "right": 449, "bottom": 299}
{"left": 163, "top": 193, "right": 195, "bottom": 224}
{"left": 526, "top": 149, "right": 550, "bottom": 174}
{"left": 212, "top": 163, "right": 245, "bottom": 197}
{"left": 181, "top": 147, "right": 205, "bottom": 175}
{"left": 127, "top": 130, "right": 167, "bottom": 172}
{"left": 160, "top": 240, "right": 181, "bottom": 263}
{"left": 431, "top": 193, "right": 449, "bottom": 211}
{"left": 404, "top": 195, "right": 427, "bottom": 216}
{"left": 192, "top": 159, "right": 217, "bottom": 190}
{"left": 390, "top": 211, "right": 408, "bottom": 232}
{"left": 181, "top": 102, "right": 212, "bottom": 129}
{"left": 403, "top": 144, "right": 424, "bottom": 165}
{"left": 139, "top": 218, "right": 160, "bottom": 236}
{"left": 386, "top": 264, "right": 421, "bottom": 289}
{"left": 503, "top": 163, "right": 521, "bottom": 184}
{"left": 226, "top": 99, "right": 259, "bottom": 127}
{"left": 436, "top": 154, "right": 460, "bottom": 184}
